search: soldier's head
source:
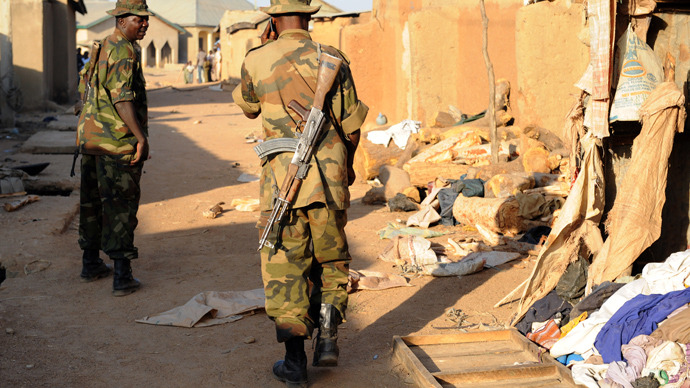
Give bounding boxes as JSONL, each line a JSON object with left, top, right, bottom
{"left": 108, "top": 0, "right": 153, "bottom": 42}
{"left": 261, "top": 0, "right": 320, "bottom": 32}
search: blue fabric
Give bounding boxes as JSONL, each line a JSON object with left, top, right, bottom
{"left": 594, "top": 287, "right": 690, "bottom": 363}
{"left": 451, "top": 174, "right": 485, "bottom": 198}
{"left": 556, "top": 354, "right": 584, "bottom": 365}
{"left": 438, "top": 189, "right": 459, "bottom": 226}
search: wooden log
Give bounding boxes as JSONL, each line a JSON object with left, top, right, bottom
{"left": 486, "top": 173, "right": 536, "bottom": 198}
{"left": 354, "top": 133, "right": 419, "bottom": 181}
{"left": 472, "top": 158, "right": 525, "bottom": 181}
{"left": 406, "top": 163, "right": 473, "bottom": 187}
{"left": 406, "top": 157, "right": 528, "bottom": 188}
{"left": 406, "top": 132, "right": 484, "bottom": 167}
{"left": 521, "top": 182, "right": 570, "bottom": 197}
{"left": 452, "top": 195, "right": 526, "bottom": 235}
{"left": 440, "top": 125, "right": 489, "bottom": 141}
{"left": 521, "top": 147, "right": 551, "bottom": 173}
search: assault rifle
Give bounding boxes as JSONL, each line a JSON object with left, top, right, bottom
{"left": 256, "top": 53, "right": 343, "bottom": 250}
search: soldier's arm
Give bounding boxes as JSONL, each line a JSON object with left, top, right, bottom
{"left": 244, "top": 111, "right": 260, "bottom": 119}
{"left": 115, "top": 101, "right": 149, "bottom": 165}
{"left": 107, "top": 50, "right": 148, "bottom": 165}
{"left": 232, "top": 62, "right": 261, "bottom": 119}
{"left": 338, "top": 66, "right": 368, "bottom": 186}
{"left": 346, "top": 130, "right": 360, "bottom": 185}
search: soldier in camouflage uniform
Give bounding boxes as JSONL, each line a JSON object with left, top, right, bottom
{"left": 233, "top": 0, "right": 368, "bottom": 386}
{"left": 76, "top": 0, "right": 152, "bottom": 296}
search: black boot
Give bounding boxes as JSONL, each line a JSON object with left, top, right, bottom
{"left": 272, "top": 337, "right": 308, "bottom": 388}
{"left": 313, "top": 304, "right": 341, "bottom": 367}
{"left": 80, "top": 249, "right": 112, "bottom": 283}
{"left": 112, "top": 259, "right": 140, "bottom": 296}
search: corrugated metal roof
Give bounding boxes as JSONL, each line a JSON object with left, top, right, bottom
{"left": 311, "top": 0, "right": 341, "bottom": 16}
{"left": 77, "top": 1, "right": 186, "bottom": 33}
{"left": 225, "top": 10, "right": 269, "bottom": 26}
{"left": 221, "top": 2, "right": 360, "bottom": 35}
{"left": 146, "top": 0, "right": 254, "bottom": 28}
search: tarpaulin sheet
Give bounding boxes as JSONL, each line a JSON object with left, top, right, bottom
{"left": 587, "top": 81, "right": 686, "bottom": 290}
{"left": 136, "top": 289, "right": 265, "bottom": 328}
{"left": 510, "top": 133, "right": 605, "bottom": 324}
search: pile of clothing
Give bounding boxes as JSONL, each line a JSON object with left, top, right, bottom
{"left": 517, "top": 250, "right": 690, "bottom": 387}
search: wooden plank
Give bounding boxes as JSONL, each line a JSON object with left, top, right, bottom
{"left": 392, "top": 336, "right": 443, "bottom": 388}
{"left": 393, "top": 329, "right": 577, "bottom": 388}
{"left": 0, "top": 191, "right": 27, "bottom": 198}
{"left": 412, "top": 350, "right": 536, "bottom": 373}
{"left": 509, "top": 330, "right": 578, "bottom": 386}
{"left": 404, "top": 162, "right": 473, "bottom": 187}
{"left": 408, "top": 340, "right": 518, "bottom": 358}
{"left": 400, "top": 330, "right": 513, "bottom": 346}
{"left": 433, "top": 364, "right": 575, "bottom": 387}
{"left": 442, "top": 376, "right": 572, "bottom": 388}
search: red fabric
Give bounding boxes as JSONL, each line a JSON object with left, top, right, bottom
{"left": 527, "top": 319, "right": 562, "bottom": 349}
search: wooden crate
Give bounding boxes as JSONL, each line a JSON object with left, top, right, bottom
{"left": 392, "top": 329, "right": 578, "bottom": 388}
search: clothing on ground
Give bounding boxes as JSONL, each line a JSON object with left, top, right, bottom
{"left": 594, "top": 287, "right": 690, "bottom": 363}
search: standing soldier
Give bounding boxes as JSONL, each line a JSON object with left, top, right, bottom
{"left": 232, "top": 0, "right": 368, "bottom": 386}
{"left": 75, "top": 0, "right": 151, "bottom": 296}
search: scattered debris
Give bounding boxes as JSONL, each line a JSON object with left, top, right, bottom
{"left": 230, "top": 197, "right": 259, "bottom": 212}
{"left": 237, "top": 173, "right": 259, "bottom": 183}
{"left": 136, "top": 289, "right": 265, "bottom": 328}
{"left": 348, "top": 269, "right": 411, "bottom": 292}
{"left": 4, "top": 195, "right": 40, "bottom": 212}
{"left": 12, "top": 162, "right": 50, "bottom": 176}
{"left": 202, "top": 202, "right": 225, "bottom": 219}
{"left": 24, "top": 259, "right": 51, "bottom": 275}
{"left": 423, "top": 257, "right": 485, "bottom": 277}
{"left": 387, "top": 193, "right": 419, "bottom": 212}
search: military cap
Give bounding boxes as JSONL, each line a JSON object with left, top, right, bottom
{"left": 260, "top": 0, "right": 321, "bottom": 15}
{"left": 107, "top": 0, "right": 154, "bottom": 17}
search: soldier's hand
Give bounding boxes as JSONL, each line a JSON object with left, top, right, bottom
{"left": 73, "top": 101, "right": 84, "bottom": 116}
{"left": 347, "top": 166, "right": 356, "bottom": 186}
{"left": 131, "top": 140, "right": 150, "bottom": 165}
{"left": 260, "top": 20, "right": 277, "bottom": 44}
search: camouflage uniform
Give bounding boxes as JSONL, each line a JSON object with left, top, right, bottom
{"left": 233, "top": 29, "right": 368, "bottom": 342}
{"left": 77, "top": 28, "right": 148, "bottom": 260}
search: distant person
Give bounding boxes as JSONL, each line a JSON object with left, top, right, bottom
{"left": 75, "top": 0, "right": 152, "bottom": 296}
{"left": 77, "top": 48, "right": 84, "bottom": 72}
{"left": 196, "top": 48, "right": 206, "bottom": 83}
{"left": 81, "top": 50, "right": 90, "bottom": 69}
{"left": 183, "top": 60, "right": 194, "bottom": 84}
{"left": 205, "top": 50, "right": 213, "bottom": 82}
{"left": 214, "top": 46, "right": 222, "bottom": 81}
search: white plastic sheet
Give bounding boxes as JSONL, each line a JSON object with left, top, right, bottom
{"left": 366, "top": 120, "right": 421, "bottom": 150}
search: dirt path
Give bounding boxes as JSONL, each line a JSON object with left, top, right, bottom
{"left": 0, "top": 70, "right": 533, "bottom": 387}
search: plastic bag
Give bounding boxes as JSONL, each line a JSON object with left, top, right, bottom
{"left": 609, "top": 24, "right": 663, "bottom": 122}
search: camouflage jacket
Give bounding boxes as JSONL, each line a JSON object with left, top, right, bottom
{"left": 77, "top": 28, "right": 148, "bottom": 161}
{"left": 232, "top": 29, "right": 368, "bottom": 211}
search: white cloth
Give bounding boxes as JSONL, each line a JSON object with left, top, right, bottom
{"left": 366, "top": 120, "right": 420, "bottom": 149}
{"left": 550, "top": 249, "right": 690, "bottom": 358}
{"left": 571, "top": 363, "right": 610, "bottom": 388}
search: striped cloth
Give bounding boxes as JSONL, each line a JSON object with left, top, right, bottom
{"left": 582, "top": 0, "right": 616, "bottom": 138}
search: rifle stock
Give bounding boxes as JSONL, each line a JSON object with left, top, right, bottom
{"left": 257, "top": 53, "right": 343, "bottom": 251}
{"left": 313, "top": 54, "right": 342, "bottom": 110}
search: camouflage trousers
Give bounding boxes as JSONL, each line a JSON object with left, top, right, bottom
{"left": 78, "top": 154, "right": 142, "bottom": 260}
{"left": 259, "top": 203, "right": 350, "bottom": 342}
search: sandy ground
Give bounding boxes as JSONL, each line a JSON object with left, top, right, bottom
{"left": 0, "top": 68, "right": 534, "bottom": 387}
